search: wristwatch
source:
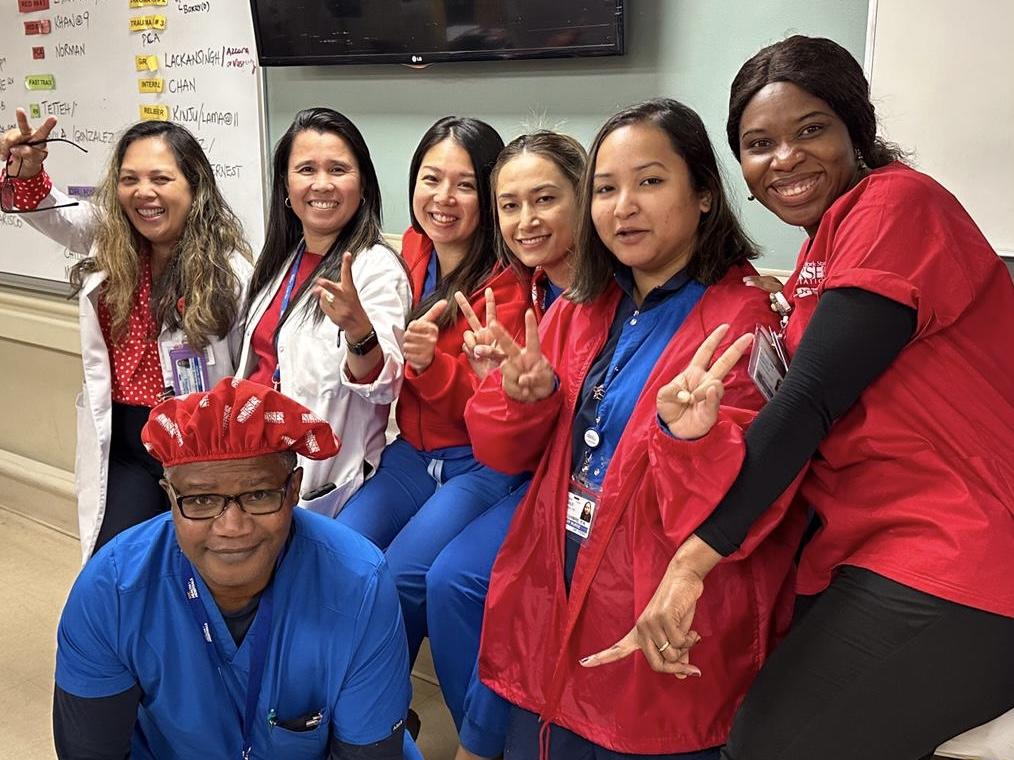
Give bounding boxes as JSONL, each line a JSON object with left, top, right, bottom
{"left": 346, "top": 328, "right": 379, "bottom": 356}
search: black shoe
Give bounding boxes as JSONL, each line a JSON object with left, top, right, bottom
{"left": 406, "top": 708, "right": 421, "bottom": 740}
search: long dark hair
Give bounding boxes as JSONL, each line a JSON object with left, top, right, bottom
{"left": 407, "top": 116, "right": 504, "bottom": 329}
{"left": 726, "top": 35, "right": 905, "bottom": 168}
{"left": 490, "top": 130, "right": 587, "bottom": 282}
{"left": 570, "top": 98, "right": 757, "bottom": 303}
{"left": 71, "top": 120, "right": 250, "bottom": 348}
{"left": 247, "top": 107, "right": 388, "bottom": 328}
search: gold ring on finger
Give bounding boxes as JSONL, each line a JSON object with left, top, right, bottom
{"left": 657, "top": 640, "right": 671, "bottom": 654}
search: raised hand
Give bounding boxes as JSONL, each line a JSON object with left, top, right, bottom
{"left": 1, "top": 108, "right": 57, "bottom": 179}
{"left": 656, "top": 324, "right": 754, "bottom": 440}
{"left": 488, "top": 309, "right": 555, "bottom": 402}
{"left": 315, "top": 252, "right": 373, "bottom": 340}
{"left": 403, "top": 299, "right": 447, "bottom": 373}
{"left": 456, "top": 287, "right": 504, "bottom": 380}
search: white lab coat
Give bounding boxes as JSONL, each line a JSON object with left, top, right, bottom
{"left": 26, "top": 188, "right": 253, "bottom": 562}
{"left": 236, "top": 242, "right": 411, "bottom": 516}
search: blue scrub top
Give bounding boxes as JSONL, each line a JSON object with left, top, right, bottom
{"left": 56, "top": 510, "right": 412, "bottom": 759}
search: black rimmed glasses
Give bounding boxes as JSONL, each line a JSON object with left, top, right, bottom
{"left": 1, "top": 137, "right": 88, "bottom": 214}
{"left": 163, "top": 471, "right": 297, "bottom": 521}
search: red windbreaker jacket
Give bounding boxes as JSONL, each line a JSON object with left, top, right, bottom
{"left": 465, "top": 263, "right": 807, "bottom": 754}
{"left": 397, "top": 228, "right": 528, "bottom": 451}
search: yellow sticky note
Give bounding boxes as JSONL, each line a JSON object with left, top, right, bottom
{"left": 134, "top": 54, "right": 158, "bottom": 72}
{"left": 129, "top": 0, "right": 167, "bottom": 7}
{"left": 129, "top": 14, "right": 166, "bottom": 32}
{"left": 138, "top": 77, "right": 164, "bottom": 93}
{"left": 139, "top": 104, "right": 169, "bottom": 121}
{"left": 25, "top": 74, "right": 56, "bottom": 90}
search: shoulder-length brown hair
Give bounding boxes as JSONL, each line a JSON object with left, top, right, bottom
{"left": 569, "top": 98, "right": 757, "bottom": 303}
{"left": 71, "top": 120, "right": 250, "bottom": 348}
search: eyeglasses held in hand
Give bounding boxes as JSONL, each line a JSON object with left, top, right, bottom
{"left": 1, "top": 138, "right": 88, "bottom": 215}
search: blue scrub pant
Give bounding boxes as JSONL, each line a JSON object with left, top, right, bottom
{"left": 403, "top": 732, "right": 423, "bottom": 760}
{"left": 337, "top": 437, "right": 527, "bottom": 664}
{"left": 426, "top": 482, "right": 528, "bottom": 757}
{"left": 504, "top": 706, "right": 720, "bottom": 759}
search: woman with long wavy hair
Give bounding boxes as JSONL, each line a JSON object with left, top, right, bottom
{"left": 0, "top": 108, "right": 253, "bottom": 562}
{"left": 236, "top": 107, "right": 412, "bottom": 517}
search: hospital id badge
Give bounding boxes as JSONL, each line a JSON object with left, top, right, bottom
{"left": 566, "top": 478, "right": 599, "bottom": 545}
{"left": 747, "top": 325, "right": 788, "bottom": 401}
{"left": 169, "top": 344, "right": 211, "bottom": 396}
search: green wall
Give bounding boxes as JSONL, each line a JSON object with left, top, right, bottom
{"left": 265, "top": 0, "right": 869, "bottom": 271}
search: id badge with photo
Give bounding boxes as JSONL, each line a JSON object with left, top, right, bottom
{"left": 747, "top": 325, "right": 788, "bottom": 401}
{"left": 169, "top": 344, "right": 211, "bottom": 396}
{"left": 566, "top": 478, "right": 599, "bottom": 545}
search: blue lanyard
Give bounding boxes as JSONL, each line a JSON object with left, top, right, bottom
{"left": 272, "top": 242, "right": 307, "bottom": 390}
{"left": 577, "top": 279, "right": 706, "bottom": 488}
{"left": 181, "top": 556, "right": 276, "bottom": 760}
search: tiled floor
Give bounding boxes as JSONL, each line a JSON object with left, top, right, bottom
{"left": 0, "top": 507, "right": 459, "bottom": 759}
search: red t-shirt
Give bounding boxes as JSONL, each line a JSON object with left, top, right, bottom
{"left": 783, "top": 162, "right": 1014, "bottom": 617}
{"left": 98, "top": 254, "right": 165, "bottom": 407}
{"left": 248, "top": 251, "right": 323, "bottom": 387}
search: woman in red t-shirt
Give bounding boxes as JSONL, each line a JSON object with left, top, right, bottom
{"left": 627, "top": 35, "right": 1014, "bottom": 760}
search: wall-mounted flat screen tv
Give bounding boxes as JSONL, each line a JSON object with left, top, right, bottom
{"left": 250, "top": 1, "right": 624, "bottom": 66}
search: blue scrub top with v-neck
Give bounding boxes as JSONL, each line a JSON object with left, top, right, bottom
{"left": 56, "top": 509, "right": 412, "bottom": 759}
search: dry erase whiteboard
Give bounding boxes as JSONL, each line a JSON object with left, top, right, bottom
{"left": 0, "top": 0, "right": 267, "bottom": 291}
{"left": 866, "top": 0, "right": 1014, "bottom": 259}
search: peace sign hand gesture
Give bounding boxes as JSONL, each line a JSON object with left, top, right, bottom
{"left": 315, "top": 252, "right": 373, "bottom": 340}
{"left": 656, "top": 324, "right": 754, "bottom": 440}
{"left": 488, "top": 309, "right": 556, "bottom": 402}
{"left": 1, "top": 108, "right": 57, "bottom": 179}
{"left": 456, "top": 288, "right": 503, "bottom": 380}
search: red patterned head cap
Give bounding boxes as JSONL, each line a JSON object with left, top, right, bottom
{"left": 141, "top": 377, "right": 340, "bottom": 467}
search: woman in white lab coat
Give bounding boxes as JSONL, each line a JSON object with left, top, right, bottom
{"left": 0, "top": 109, "right": 252, "bottom": 562}
{"left": 237, "top": 107, "right": 411, "bottom": 515}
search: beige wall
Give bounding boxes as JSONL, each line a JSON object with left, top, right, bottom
{"left": 0, "top": 285, "right": 80, "bottom": 536}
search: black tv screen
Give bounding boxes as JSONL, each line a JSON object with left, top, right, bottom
{"left": 250, "top": 1, "right": 624, "bottom": 66}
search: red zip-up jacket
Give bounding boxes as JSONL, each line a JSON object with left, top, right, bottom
{"left": 465, "top": 263, "right": 807, "bottom": 754}
{"left": 398, "top": 228, "right": 528, "bottom": 451}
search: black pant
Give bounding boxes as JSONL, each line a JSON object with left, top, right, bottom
{"left": 92, "top": 403, "right": 169, "bottom": 555}
{"left": 721, "top": 566, "right": 1014, "bottom": 760}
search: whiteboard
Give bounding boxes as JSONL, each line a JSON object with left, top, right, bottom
{"left": 865, "top": 0, "right": 1014, "bottom": 258}
{"left": 0, "top": 0, "right": 266, "bottom": 289}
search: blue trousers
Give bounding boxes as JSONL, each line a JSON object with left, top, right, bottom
{"left": 504, "top": 706, "right": 721, "bottom": 760}
{"left": 426, "top": 482, "right": 529, "bottom": 757}
{"left": 337, "top": 437, "right": 527, "bottom": 664}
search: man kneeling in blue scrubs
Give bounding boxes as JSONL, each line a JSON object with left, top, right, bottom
{"left": 53, "top": 377, "right": 421, "bottom": 760}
